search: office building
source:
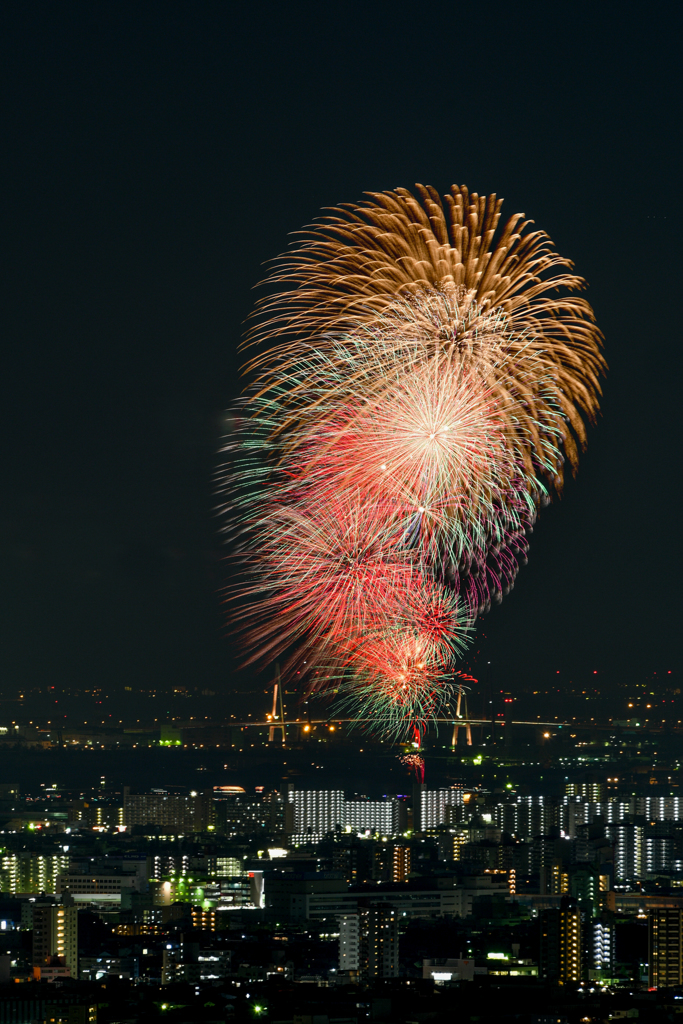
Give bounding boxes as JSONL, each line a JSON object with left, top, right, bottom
{"left": 266, "top": 875, "right": 462, "bottom": 922}
{"left": 649, "top": 908, "right": 683, "bottom": 989}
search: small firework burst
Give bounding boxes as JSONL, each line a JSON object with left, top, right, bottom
{"left": 399, "top": 752, "right": 425, "bottom": 784}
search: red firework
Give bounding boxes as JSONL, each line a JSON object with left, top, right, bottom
{"left": 399, "top": 752, "right": 425, "bottom": 784}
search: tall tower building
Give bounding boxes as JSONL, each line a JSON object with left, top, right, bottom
{"left": 32, "top": 905, "right": 78, "bottom": 979}
{"left": 540, "top": 895, "right": 582, "bottom": 984}
{"left": 649, "top": 909, "right": 683, "bottom": 989}
{"left": 339, "top": 903, "right": 399, "bottom": 980}
{"left": 588, "top": 915, "right": 615, "bottom": 980}
{"left": 359, "top": 902, "right": 399, "bottom": 979}
{"left": 605, "top": 823, "right": 643, "bottom": 881}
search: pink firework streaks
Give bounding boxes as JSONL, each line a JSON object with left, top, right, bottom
{"left": 399, "top": 752, "right": 425, "bottom": 784}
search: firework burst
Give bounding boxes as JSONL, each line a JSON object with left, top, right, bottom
{"left": 224, "top": 184, "right": 605, "bottom": 742}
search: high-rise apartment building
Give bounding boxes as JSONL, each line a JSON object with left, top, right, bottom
{"left": 211, "top": 787, "right": 285, "bottom": 836}
{"left": 32, "top": 904, "right": 78, "bottom": 979}
{"left": 645, "top": 834, "right": 674, "bottom": 874}
{"left": 338, "top": 913, "right": 360, "bottom": 974}
{"left": 588, "top": 915, "right": 615, "bottom": 979}
{"left": 339, "top": 903, "right": 399, "bottom": 979}
{"left": 288, "top": 789, "right": 344, "bottom": 840}
{"left": 370, "top": 842, "right": 411, "bottom": 883}
{"left": 360, "top": 902, "right": 399, "bottom": 979}
{"left": 649, "top": 909, "right": 683, "bottom": 989}
{"left": 0, "top": 853, "right": 70, "bottom": 895}
{"left": 286, "top": 789, "right": 403, "bottom": 841}
{"left": 605, "top": 823, "right": 643, "bottom": 881}
{"left": 345, "top": 799, "right": 401, "bottom": 835}
{"left": 418, "top": 787, "right": 463, "bottom": 831}
{"left": 566, "top": 782, "right": 604, "bottom": 803}
{"left": 540, "top": 896, "right": 582, "bottom": 984}
{"left": 123, "top": 788, "right": 212, "bottom": 834}
{"left": 391, "top": 844, "right": 411, "bottom": 883}
{"left": 637, "top": 797, "right": 683, "bottom": 821}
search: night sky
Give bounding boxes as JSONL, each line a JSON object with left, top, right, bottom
{"left": 1, "top": 3, "right": 680, "bottom": 718}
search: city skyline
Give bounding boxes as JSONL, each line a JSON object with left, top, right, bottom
{"left": 0, "top": 2, "right": 680, "bottom": 1016}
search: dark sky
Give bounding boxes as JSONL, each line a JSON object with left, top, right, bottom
{"left": 1, "top": 2, "right": 680, "bottom": 717}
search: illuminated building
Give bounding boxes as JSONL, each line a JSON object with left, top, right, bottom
{"left": 588, "top": 915, "right": 615, "bottom": 979}
{"left": 32, "top": 904, "right": 78, "bottom": 979}
{"left": 339, "top": 903, "right": 399, "bottom": 979}
{"left": 162, "top": 941, "right": 232, "bottom": 983}
{"left": 213, "top": 856, "right": 242, "bottom": 878}
{"left": 390, "top": 844, "right": 411, "bottom": 883}
{"left": 495, "top": 796, "right": 558, "bottom": 840}
{"left": 122, "top": 787, "right": 212, "bottom": 833}
{"left": 212, "top": 787, "right": 285, "bottom": 836}
{"left": 345, "top": 798, "right": 401, "bottom": 835}
{"left": 565, "top": 782, "right": 604, "bottom": 802}
{"left": 540, "top": 895, "right": 583, "bottom": 984}
{"left": 338, "top": 913, "right": 360, "bottom": 973}
{"left": 191, "top": 906, "right": 217, "bottom": 932}
{"left": 151, "top": 853, "right": 190, "bottom": 879}
{"left": 359, "top": 902, "right": 399, "bottom": 979}
{"left": 288, "top": 789, "right": 344, "bottom": 842}
{"left": 649, "top": 908, "right": 683, "bottom": 988}
{"left": 549, "top": 861, "right": 569, "bottom": 896}
{"left": 605, "top": 823, "right": 643, "bottom": 881}
{"left": 423, "top": 958, "right": 478, "bottom": 982}
{"left": 0, "top": 853, "right": 69, "bottom": 895}
{"left": 604, "top": 801, "right": 634, "bottom": 824}
{"left": 452, "top": 829, "right": 468, "bottom": 861}
{"left": 418, "top": 787, "right": 463, "bottom": 830}
{"left": 637, "top": 797, "right": 683, "bottom": 820}
{"left": 79, "top": 955, "right": 138, "bottom": 981}
{"left": 645, "top": 823, "right": 675, "bottom": 873}
{"left": 286, "top": 789, "right": 403, "bottom": 842}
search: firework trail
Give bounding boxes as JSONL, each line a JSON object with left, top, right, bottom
{"left": 223, "top": 184, "right": 604, "bottom": 741}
